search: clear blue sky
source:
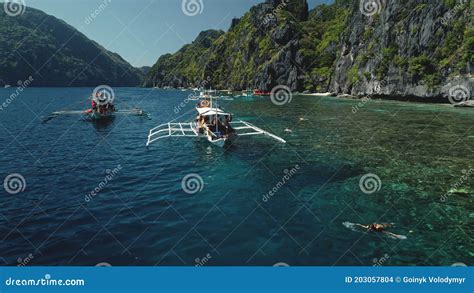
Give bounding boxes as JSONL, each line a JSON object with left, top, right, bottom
{"left": 26, "top": 0, "right": 332, "bottom": 67}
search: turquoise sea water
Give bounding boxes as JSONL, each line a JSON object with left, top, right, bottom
{"left": 0, "top": 88, "right": 472, "bottom": 266}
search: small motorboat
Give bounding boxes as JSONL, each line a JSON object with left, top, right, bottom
{"left": 253, "top": 89, "right": 271, "bottom": 96}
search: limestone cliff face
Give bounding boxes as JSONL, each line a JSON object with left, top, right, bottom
{"left": 145, "top": 0, "right": 473, "bottom": 100}
{"left": 331, "top": 0, "right": 473, "bottom": 100}
{"left": 202, "top": 0, "right": 309, "bottom": 91}
{"left": 145, "top": 0, "right": 309, "bottom": 91}
{"left": 142, "top": 30, "right": 224, "bottom": 88}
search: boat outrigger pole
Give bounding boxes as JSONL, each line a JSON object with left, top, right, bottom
{"left": 146, "top": 88, "right": 286, "bottom": 147}
{"left": 232, "top": 120, "right": 286, "bottom": 143}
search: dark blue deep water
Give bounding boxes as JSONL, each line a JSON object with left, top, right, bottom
{"left": 0, "top": 88, "right": 472, "bottom": 266}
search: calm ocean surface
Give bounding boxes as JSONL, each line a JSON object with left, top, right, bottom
{"left": 0, "top": 88, "right": 472, "bottom": 266}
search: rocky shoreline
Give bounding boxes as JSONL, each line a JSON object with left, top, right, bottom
{"left": 301, "top": 92, "right": 474, "bottom": 107}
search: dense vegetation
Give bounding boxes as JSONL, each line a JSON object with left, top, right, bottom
{"left": 0, "top": 5, "right": 143, "bottom": 87}
{"left": 2, "top": 0, "right": 471, "bottom": 95}
{"left": 339, "top": 0, "right": 473, "bottom": 93}
{"left": 143, "top": 30, "right": 223, "bottom": 87}
{"left": 145, "top": 0, "right": 473, "bottom": 99}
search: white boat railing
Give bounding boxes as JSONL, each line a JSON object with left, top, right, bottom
{"left": 230, "top": 120, "right": 286, "bottom": 143}
{"left": 146, "top": 120, "right": 286, "bottom": 146}
{"left": 147, "top": 122, "right": 198, "bottom": 146}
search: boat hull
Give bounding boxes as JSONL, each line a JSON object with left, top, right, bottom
{"left": 89, "top": 111, "right": 115, "bottom": 120}
{"left": 206, "top": 133, "right": 235, "bottom": 148}
{"left": 208, "top": 137, "right": 226, "bottom": 147}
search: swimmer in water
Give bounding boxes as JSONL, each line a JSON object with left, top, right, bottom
{"left": 353, "top": 223, "right": 406, "bottom": 240}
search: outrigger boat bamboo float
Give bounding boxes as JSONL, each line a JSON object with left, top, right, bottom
{"left": 43, "top": 108, "right": 149, "bottom": 123}
{"left": 146, "top": 93, "right": 286, "bottom": 148}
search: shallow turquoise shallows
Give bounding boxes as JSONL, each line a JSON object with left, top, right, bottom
{"left": 0, "top": 88, "right": 472, "bottom": 266}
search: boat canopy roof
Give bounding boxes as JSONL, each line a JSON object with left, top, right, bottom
{"left": 197, "top": 107, "right": 231, "bottom": 117}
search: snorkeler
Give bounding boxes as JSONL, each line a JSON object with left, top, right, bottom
{"left": 346, "top": 222, "right": 407, "bottom": 240}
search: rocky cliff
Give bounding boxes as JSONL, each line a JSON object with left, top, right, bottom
{"left": 331, "top": 0, "right": 473, "bottom": 101}
{"left": 143, "top": 30, "right": 224, "bottom": 88}
{"left": 145, "top": 0, "right": 310, "bottom": 91}
{"left": 203, "top": 0, "right": 309, "bottom": 91}
{"left": 145, "top": 0, "right": 473, "bottom": 100}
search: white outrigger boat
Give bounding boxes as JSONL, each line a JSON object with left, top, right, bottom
{"left": 43, "top": 108, "right": 148, "bottom": 123}
{"left": 146, "top": 94, "right": 286, "bottom": 148}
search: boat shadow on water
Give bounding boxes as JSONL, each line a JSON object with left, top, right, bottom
{"left": 89, "top": 115, "right": 116, "bottom": 130}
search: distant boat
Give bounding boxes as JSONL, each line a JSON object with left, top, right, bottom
{"left": 454, "top": 100, "right": 474, "bottom": 108}
{"left": 42, "top": 90, "right": 149, "bottom": 123}
{"left": 218, "top": 89, "right": 233, "bottom": 97}
{"left": 306, "top": 92, "right": 332, "bottom": 97}
{"left": 199, "top": 89, "right": 217, "bottom": 99}
{"left": 237, "top": 89, "right": 270, "bottom": 97}
{"left": 253, "top": 89, "right": 271, "bottom": 96}
{"left": 241, "top": 89, "right": 253, "bottom": 97}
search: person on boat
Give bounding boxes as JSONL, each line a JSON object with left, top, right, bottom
{"left": 106, "top": 103, "right": 115, "bottom": 113}
{"left": 91, "top": 99, "right": 97, "bottom": 111}
{"left": 223, "top": 116, "right": 234, "bottom": 135}
{"left": 197, "top": 115, "right": 205, "bottom": 134}
{"left": 213, "top": 116, "right": 221, "bottom": 130}
{"left": 208, "top": 116, "right": 216, "bottom": 133}
{"left": 199, "top": 100, "right": 210, "bottom": 108}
